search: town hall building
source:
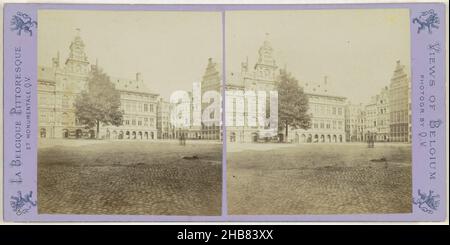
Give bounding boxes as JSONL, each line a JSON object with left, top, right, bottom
{"left": 38, "top": 30, "right": 159, "bottom": 140}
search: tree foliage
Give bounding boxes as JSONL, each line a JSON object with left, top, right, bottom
{"left": 277, "top": 69, "right": 311, "bottom": 141}
{"left": 74, "top": 66, "right": 123, "bottom": 138}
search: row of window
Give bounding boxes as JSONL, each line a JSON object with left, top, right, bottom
{"left": 312, "top": 120, "right": 343, "bottom": 130}
{"left": 124, "top": 117, "right": 155, "bottom": 127}
{"left": 390, "top": 111, "right": 409, "bottom": 123}
{"left": 122, "top": 102, "right": 155, "bottom": 113}
{"left": 311, "top": 104, "right": 344, "bottom": 117}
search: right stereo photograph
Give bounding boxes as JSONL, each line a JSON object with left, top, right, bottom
{"left": 225, "top": 9, "right": 412, "bottom": 215}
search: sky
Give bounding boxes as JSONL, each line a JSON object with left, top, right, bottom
{"left": 38, "top": 10, "right": 222, "bottom": 99}
{"left": 226, "top": 9, "right": 411, "bottom": 104}
{"left": 38, "top": 9, "right": 410, "bottom": 104}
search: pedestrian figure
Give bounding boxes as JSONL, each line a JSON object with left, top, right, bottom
{"left": 367, "top": 132, "right": 375, "bottom": 148}
{"left": 177, "top": 130, "right": 187, "bottom": 146}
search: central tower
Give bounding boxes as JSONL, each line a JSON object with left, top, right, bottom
{"left": 65, "top": 28, "right": 89, "bottom": 74}
{"left": 254, "top": 33, "right": 277, "bottom": 80}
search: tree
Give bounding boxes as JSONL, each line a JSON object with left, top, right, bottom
{"left": 74, "top": 66, "right": 123, "bottom": 139}
{"left": 277, "top": 69, "right": 311, "bottom": 142}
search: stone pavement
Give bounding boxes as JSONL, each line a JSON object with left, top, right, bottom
{"left": 38, "top": 140, "right": 222, "bottom": 215}
{"left": 228, "top": 143, "right": 412, "bottom": 214}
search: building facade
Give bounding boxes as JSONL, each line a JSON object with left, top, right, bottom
{"left": 226, "top": 36, "right": 279, "bottom": 143}
{"left": 290, "top": 79, "right": 347, "bottom": 143}
{"left": 157, "top": 98, "right": 175, "bottom": 139}
{"left": 389, "top": 60, "right": 411, "bottom": 142}
{"left": 101, "top": 74, "right": 159, "bottom": 140}
{"left": 38, "top": 30, "right": 90, "bottom": 139}
{"left": 199, "top": 58, "right": 222, "bottom": 140}
{"left": 38, "top": 30, "right": 159, "bottom": 140}
{"left": 345, "top": 86, "right": 390, "bottom": 143}
{"left": 375, "top": 86, "right": 390, "bottom": 141}
{"left": 169, "top": 58, "right": 222, "bottom": 141}
{"left": 345, "top": 102, "right": 365, "bottom": 142}
{"left": 364, "top": 96, "right": 378, "bottom": 139}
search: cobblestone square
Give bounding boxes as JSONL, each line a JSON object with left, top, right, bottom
{"left": 38, "top": 140, "right": 222, "bottom": 215}
{"left": 228, "top": 143, "right": 412, "bottom": 215}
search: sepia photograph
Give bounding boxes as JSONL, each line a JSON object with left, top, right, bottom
{"left": 225, "top": 9, "right": 412, "bottom": 215}
{"left": 37, "top": 10, "right": 223, "bottom": 215}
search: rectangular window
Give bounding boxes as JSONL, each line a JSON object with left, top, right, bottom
{"left": 144, "top": 104, "right": 148, "bottom": 112}
{"left": 132, "top": 120, "right": 136, "bottom": 125}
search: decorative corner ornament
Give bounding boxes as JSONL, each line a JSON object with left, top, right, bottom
{"left": 413, "top": 189, "right": 440, "bottom": 214}
{"left": 412, "top": 9, "right": 439, "bottom": 34}
{"left": 10, "top": 11, "right": 37, "bottom": 36}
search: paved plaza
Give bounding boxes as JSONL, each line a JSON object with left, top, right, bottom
{"left": 227, "top": 143, "right": 412, "bottom": 215}
{"left": 38, "top": 139, "right": 222, "bottom": 215}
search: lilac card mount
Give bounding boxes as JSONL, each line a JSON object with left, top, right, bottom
{"left": 2, "top": 3, "right": 447, "bottom": 222}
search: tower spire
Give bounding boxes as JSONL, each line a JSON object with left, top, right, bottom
{"left": 254, "top": 33, "right": 277, "bottom": 76}
{"left": 65, "top": 28, "right": 89, "bottom": 73}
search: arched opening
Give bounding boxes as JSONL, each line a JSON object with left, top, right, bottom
{"left": 75, "top": 129, "right": 82, "bottom": 139}
{"left": 307, "top": 134, "right": 312, "bottom": 143}
{"left": 40, "top": 128, "right": 47, "bottom": 138}
{"left": 144, "top": 132, "right": 148, "bottom": 140}
{"left": 132, "top": 131, "right": 136, "bottom": 139}
{"left": 327, "top": 135, "right": 331, "bottom": 142}
{"left": 118, "top": 131, "right": 124, "bottom": 139}
{"left": 112, "top": 130, "right": 117, "bottom": 139}
{"left": 301, "top": 134, "right": 306, "bottom": 143}
{"left": 314, "top": 134, "right": 318, "bottom": 143}
{"left": 63, "top": 129, "right": 69, "bottom": 138}
{"left": 126, "top": 131, "right": 130, "bottom": 139}
{"left": 89, "top": 130, "right": 95, "bottom": 139}
{"left": 252, "top": 132, "right": 258, "bottom": 142}
{"left": 151, "top": 132, "right": 154, "bottom": 139}
{"left": 106, "top": 130, "right": 110, "bottom": 139}
{"left": 333, "top": 135, "right": 337, "bottom": 142}
{"left": 295, "top": 134, "right": 300, "bottom": 143}
{"left": 138, "top": 131, "right": 142, "bottom": 139}
{"left": 339, "top": 135, "right": 343, "bottom": 142}
{"left": 320, "top": 135, "right": 325, "bottom": 143}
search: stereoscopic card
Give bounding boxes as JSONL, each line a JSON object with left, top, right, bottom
{"left": 2, "top": 3, "right": 447, "bottom": 222}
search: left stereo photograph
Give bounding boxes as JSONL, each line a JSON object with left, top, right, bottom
{"left": 36, "top": 10, "right": 223, "bottom": 215}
